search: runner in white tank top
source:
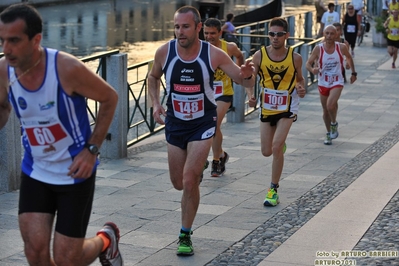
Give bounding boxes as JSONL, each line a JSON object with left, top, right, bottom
{"left": 306, "top": 25, "right": 357, "bottom": 145}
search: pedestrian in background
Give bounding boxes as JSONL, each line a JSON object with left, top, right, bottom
{"left": 0, "top": 3, "right": 122, "bottom": 266}
{"left": 203, "top": 18, "right": 245, "bottom": 177}
{"left": 249, "top": 18, "right": 306, "bottom": 207}
{"left": 148, "top": 5, "right": 255, "bottom": 256}
{"left": 342, "top": 4, "right": 360, "bottom": 57}
{"left": 221, "top": 12, "right": 236, "bottom": 42}
{"left": 318, "top": 3, "right": 340, "bottom": 37}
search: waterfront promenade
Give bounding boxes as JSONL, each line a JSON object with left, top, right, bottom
{"left": 1, "top": 33, "right": 398, "bottom": 266}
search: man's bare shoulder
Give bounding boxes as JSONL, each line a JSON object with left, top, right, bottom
{"left": 293, "top": 51, "right": 303, "bottom": 60}
{"left": 155, "top": 42, "right": 170, "bottom": 56}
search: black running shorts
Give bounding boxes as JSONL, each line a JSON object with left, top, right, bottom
{"left": 260, "top": 112, "right": 297, "bottom": 126}
{"left": 18, "top": 172, "right": 96, "bottom": 238}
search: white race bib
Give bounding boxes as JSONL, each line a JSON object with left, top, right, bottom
{"left": 262, "top": 88, "right": 288, "bottom": 111}
{"left": 172, "top": 93, "right": 205, "bottom": 120}
{"left": 21, "top": 116, "right": 74, "bottom": 158}
{"left": 213, "top": 81, "right": 224, "bottom": 99}
{"left": 347, "top": 25, "right": 356, "bottom": 33}
{"left": 324, "top": 73, "right": 339, "bottom": 85}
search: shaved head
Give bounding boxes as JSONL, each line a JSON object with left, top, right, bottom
{"left": 324, "top": 25, "right": 336, "bottom": 33}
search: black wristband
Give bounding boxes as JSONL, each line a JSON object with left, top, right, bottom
{"left": 244, "top": 74, "right": 253, "bottom": 80}
{"left": 351, "top": 72, "right": 357, "bottom": 76}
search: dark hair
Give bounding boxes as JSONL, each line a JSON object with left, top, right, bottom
{"left": 226, "top": 13, "right": 234, "bottom": 21}
{"left": 204, "top": 18, "right": 222, "bottom": 31}
{"left": 175, "top": 6, "right": 201, "bottom": 26}
{"left": 269, "top": 18, "right": 288, "bottom": 32}
{"left": 332, "top": 22, "right": 342, "bottom": 29}
{"left": 0, "top": 3, "right": 42, "bottom": 40}
{"left": 328, "top": 3, "right": 335, "bottom": 9}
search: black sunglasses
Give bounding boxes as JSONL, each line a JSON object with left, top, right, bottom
{"left": 268, "top": 31, "right": 286, "bottom": 37}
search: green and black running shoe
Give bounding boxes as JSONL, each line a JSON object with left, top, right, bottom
{"left": 177, "top": 231, "right": 194, "bottom": 256}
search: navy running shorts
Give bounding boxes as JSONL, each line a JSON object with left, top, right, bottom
{"left": 165, "top": 117, "right": 216, "bottom": 149}
{"left": 18, "top": 172, "right": 96, "bottom": 238}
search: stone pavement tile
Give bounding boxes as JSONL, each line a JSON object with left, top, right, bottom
{"left": 258, "top": 244, "right": 324, "bottom": 266}
{"left": 0, "top": 252, "right": 27, "bottom": 266}
{"left": 113, "top": 245, "right": 158, "bottom": 266}
{"left": 0, "top": 191, "right": 19, "bottom": 211}
{"left": 205, "top": 207, "right": 276, "bottom": 230}
{"left": 134, "top": 238, "right": 232, "bottom": 266}
{"left": 378, "top": 58, "right": 398, "bottom": 70}
{"left": 0, "top": 229, "right": 24, "bottom": 260}
{"left": 96, "top": 177, "right": 141, "bottom": 187}
{"left": 195, "top": 203, "right": 232, "bottom": 216}
{"left": 194, "top": 225, "right": 251, "bottom": 242}
{"left": 122, "top": 231, "right": 177, "bottom": 249}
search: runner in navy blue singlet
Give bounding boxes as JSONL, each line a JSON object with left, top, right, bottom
{"left": 148, "top": 5, "right": 255, "bottom": 256}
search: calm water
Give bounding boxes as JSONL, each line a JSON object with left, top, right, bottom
{"left": 3, "top": 0, "right": 311, "bottom": 57}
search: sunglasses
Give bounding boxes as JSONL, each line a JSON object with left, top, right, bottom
{"left": 268, "top": 31, "right": 286, "bottom": 37}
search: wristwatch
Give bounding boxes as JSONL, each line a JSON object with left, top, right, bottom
{"left": 244, "top": 74, "right": 253, "bottom": 80}
{"left": 84, "top": 143, "right": 99, "bottom": 155}
{"left": 351, "top": 72, "right": 357, "bottom": 77}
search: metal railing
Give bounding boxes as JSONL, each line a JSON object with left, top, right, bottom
{"left": 126, "top": 60, "right": 167, "bottom": 146}
{"left": 81, "top": 49, "right": 119, "bottom": 128}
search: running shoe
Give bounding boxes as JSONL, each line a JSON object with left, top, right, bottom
{"left": 177, "top": 231, "right": 194, "bottom": 256}
{"left": 330, "top": 122, "right": 339, "bottom": 139}
{"left": 263, "top": 188, "right": 279, "bottom": 206}
{"left": 219, "top": 151, "right": 230, "bottom": 176}
{"left": 324, "top": 132, "right": 332, "bottom": 145}
{"left": 200, "top": 160, "right": 209, "bottom": 183}
{"left": 392, "top": 63, "right": 396, "bottom": 69}
{"left": 211, "top": 160, "right": 221, "bottom": 177}
{"left": 97, "top": 222, "right": 123, "bottom": 266}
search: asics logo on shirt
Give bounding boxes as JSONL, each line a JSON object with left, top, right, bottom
{"left": 181, "top": 68, "right": 194, "bottom": 73}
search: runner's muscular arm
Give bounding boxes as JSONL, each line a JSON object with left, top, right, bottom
{"left": 227, "top": 42, "right": 244, "bottom": 66}
{"left": 0, "top": 60, "right": 12, "bottom": 130}
{"left": 57, "top": 52, "right": 118, "bottom": 178}
{"left": 293, "top": 53, "right": 306, "bottom": 98}
{"left": 306, "top": 45, "right": 321, "bottom": 74}
{"left": 339, "top": 43, "right": 356, "bottom": 84}
{"left": 148, "top": 44, "right": 168, "bottom": 125}
{"left": 212, "top": 46, "right": 255, "bottom": 88}
{"left": 248, "top": 50, "right": 261, "bottom": 107}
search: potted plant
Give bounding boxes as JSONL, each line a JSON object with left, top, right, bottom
{"left": 373, "top": 16, "right": 388, "bottom": 47}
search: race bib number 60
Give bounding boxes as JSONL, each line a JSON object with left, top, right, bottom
{"left": 21, "top": 117, "right": 74, "bottom": 158}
